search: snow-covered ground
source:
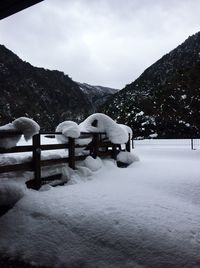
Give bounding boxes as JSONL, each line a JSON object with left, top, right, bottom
{"left": 0, "top": 139, "right": 200, "bottom": 268}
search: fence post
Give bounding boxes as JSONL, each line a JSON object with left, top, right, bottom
{"left": 132, "top": 138, "right": 134, "bottom": 149}
{"left": 112, "top": 144, "right": 117, "bottom": 160}
{"left": 191, "top": 138, "right": 194, "bottom": 150}
{"left": 68, "top": 137, "right": 75, "bottom": 169}
{"left": 126, "top": 134, "right": 131, "bottom": 152}
{"left": 93, "top": 133, "right": 99, "bottom": 158}
{"left": 32, "top": 133, "right": 41, "bottom": 189}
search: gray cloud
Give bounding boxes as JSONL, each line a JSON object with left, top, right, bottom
{"left": 1, "top": 0, "right": 200, "bottom": 88}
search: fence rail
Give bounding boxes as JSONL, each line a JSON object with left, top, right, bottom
{"left": 132, "top": 138, "right": 198, "bottom": 150}
{"left": 0, "top": 131, "right": 131, "bottom": 189}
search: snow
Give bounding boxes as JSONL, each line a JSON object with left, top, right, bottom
{"left": 181, "top": 94, "right": 187, "bottom": 100}
{"left": 55, "top": 120, "right": 90, "bottom": 156}
{"left": 135, "top": 111, "right": 144, "bottom": 116}
{"left": 84, "top": 156, "right": 102, "bottom": 172}
{"left": 0, "top": 117, "right": 40, "bottom": 148}
{"left": 0, "top": 135, "right": 66, "bottom": 166}
{"left": 0, "top": 140, "right": 200, "bottom": 267}
{"left": 0, "top": 123, "right": 21, "bottom": 149}
{"left": 0, "top": 181, "right": 26, "bottom": 206}
{"left": 117, "top": 151, "right": 139, "bottom": 164}
{"left": 55, "top": 121, "right": 80, "bottom": 143}
{"left": 79, "top": 113, "right": 129, "bottom": 144}
{"left": 55, "top": 121, "right": 92, "bottom": 152}
{"left": 149, "top": 133, "right": 158, "bottom": 138}
{"left": 12, "top": 117, "right": 40, "bottom": 141}
{"left": 118, "top": 124, "right": 133, "bottom": 139}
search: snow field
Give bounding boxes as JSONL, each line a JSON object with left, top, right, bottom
{"left": 0, "top": 140, "right": 200, "bottom": 267}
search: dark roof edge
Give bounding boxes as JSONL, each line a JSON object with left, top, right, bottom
{"left": 0, "top": 0, "right": 44, "bottom": 20}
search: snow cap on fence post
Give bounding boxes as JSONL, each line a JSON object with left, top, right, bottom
{"left": 0, "top": 117, "right": 40, "bottom": 148}
{"left": 79, "top": 113, "right": 131, "bottom": 144}
{"left": 12, "top": 117, "right": 40, "bottom": 141}
{"left": 55, "top": 121, "right": 80, "bottom": 144}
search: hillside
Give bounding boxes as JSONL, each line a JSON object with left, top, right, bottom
{"left": 78, "top": 83, "right": 118, "bottom": 113}
{"left": 0, "top": 45, "right": 117, "bottom": 130}
{"left": 102, "top": 32, "right": 200, "bottom": 138}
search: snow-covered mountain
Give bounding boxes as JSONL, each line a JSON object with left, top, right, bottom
{"left": 78, "top": 82, "right": 118, "bottom": 112}
{"left": 102, "top": 31, "right": 200, "bottom": 138}
{"left": 0, "top": 45, "right": 117, "bottom": 130}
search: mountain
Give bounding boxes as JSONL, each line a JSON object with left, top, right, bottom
{"left": 0, "top": 45, "right": 117, "bottom": 130}
{"left": 78, "top": 83, "right": 118, "bottom": 113}
{"left": 102, "top": 31, "right": 200, "bottom": 138}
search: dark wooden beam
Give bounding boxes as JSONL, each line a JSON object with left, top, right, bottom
{"left": 0, "top": 0, "right": 44, "bottom": 20}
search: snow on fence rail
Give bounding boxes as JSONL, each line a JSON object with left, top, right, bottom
{"left": 0, "top": 131, "right": 131, "bottom": 189}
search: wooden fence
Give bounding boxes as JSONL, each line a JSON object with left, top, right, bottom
{"left": 0, "top": 131, "right": 131, "bottom": 189}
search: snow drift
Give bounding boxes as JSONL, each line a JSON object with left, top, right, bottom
{"left": 117, "top": 151, "right": 139, "bottom": 165}
{"left": 84, "top": 156, "right": 102, "bottom": 172}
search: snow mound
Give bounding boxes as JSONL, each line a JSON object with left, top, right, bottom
{"left": 56, "top": 121, "right": 80, "bottom": 143}
{"left": 0, "top": 117, "right": 40, "bottom": 148}
{"left": 66, "top": 166, "right": 93, "bottom": 184}
{"left": 76, "top": 166, "right": 93, "bottom": 177}
{"left": 0, "top": 181, "right": 25, "bottom": 207}
{"left": 84, "top": 156, "right": 103, "bottom": 172}
{"left": 13, "top": 117, "right": 40, "bottom": 141}
{"left": 79, "top": 113, "right": 129, "bottom": 144}
{"left": 117, "top": 151, "right": 139, "bottom": 165}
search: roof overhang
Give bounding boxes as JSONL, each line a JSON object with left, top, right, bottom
{"left": 0, "top": 0, "right": 44, "bottom": 20}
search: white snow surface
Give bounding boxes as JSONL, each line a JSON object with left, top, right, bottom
{"left": 84, "top": 156, "right": 103, "bottom": 172}
{"left": 0, "top": 181, "right": 26, "bottom": 206}
{"left": 0, "top": 117, "right": 40, "bottom": 148}
{"left": 117, "top": 151, "right": 139, "bottom": 164}
{"left": 79, "top": 113, "right": 129, "bottom": 144}
{"left": 0, "top": 140, "right": 200, "bottom": 267}
{"left": 55, "top": 121, "right": 80, "bottom": 143}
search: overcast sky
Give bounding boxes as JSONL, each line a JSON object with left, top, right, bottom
{"left": 1, "top": 0, "right": 200, "bottom": 88}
